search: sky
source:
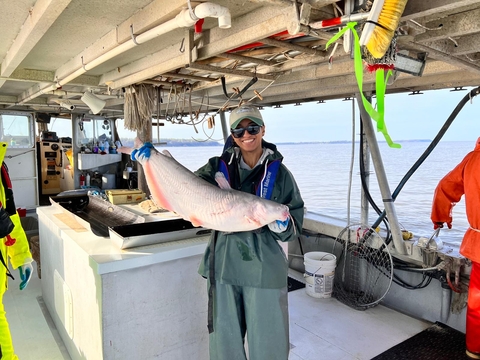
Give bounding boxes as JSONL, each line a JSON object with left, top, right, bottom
{"left": 122, "top": 86, "right": 480, "bottom": 144}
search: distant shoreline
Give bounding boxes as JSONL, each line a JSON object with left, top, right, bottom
{"left": 277, "top": 139, "right": 432, "bottom": 145}
{"left": 163, "top": 139, "right": 433, "bottom": 146}
{"left": 124, "top": 139, "right": 435, "bottom": 147}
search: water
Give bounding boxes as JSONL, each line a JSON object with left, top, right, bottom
{"left": 158, "top": 141, "right": 474, "bottom": 246}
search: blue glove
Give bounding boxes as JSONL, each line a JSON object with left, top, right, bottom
{"left": 19, "top": 263, "right": 33, "bottom": 290}
{"left": 268, "top": 217, "right": 290, "bottom": 233}
{"left": 131, "top": 142, "right": 154, "bottom": 161}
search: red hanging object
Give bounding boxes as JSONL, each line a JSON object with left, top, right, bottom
{"left": 4, "top": 234, "right": 16, "bottom": 246}
{"left": 365, "top": 63, "right": 395, "bottom": 72}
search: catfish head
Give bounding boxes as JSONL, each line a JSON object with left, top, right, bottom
{"left": 251, "top": 200, "right": 290, "bottom": 227}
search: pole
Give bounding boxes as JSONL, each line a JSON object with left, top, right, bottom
{"left": 355, "top": 94, "right": 407, "bottom": 255}
{"left": 360, "top": 119, "right": 371, "bottom": 227}
{"left": 219, "top": 110, "right": 229, "bottom": 143}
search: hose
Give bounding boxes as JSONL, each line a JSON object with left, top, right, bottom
{"left": 358, "top": 117, "right": 392, "bottom": 240}
{"left": 371, "top": 86, "right": 480, "bottom": 241}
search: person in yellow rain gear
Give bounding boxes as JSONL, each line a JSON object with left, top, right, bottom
{"left": 0, "top": 142, "right": 33, "bottom": 360}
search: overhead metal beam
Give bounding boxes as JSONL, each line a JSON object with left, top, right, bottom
{"left": 104, "top": 44, "right": 188, "bottom": 90}
{"left": 415, "top": 8, "right": 480, "bottom": 43}
{"left": 55, "top": 0, "right": 189, "bottom": 81}
{"left": 402, "top": 0, "right": 480, "bottom": 21}
{"left": 0, "top": 69, "right": 55, "bottom": 83}
{"left": 260, "top": 37, "right": 322, "bottom": 55}
{"left": 19, "top": 1, "right": 191, "bottom": 103}
{"left": 398, "top": 38, "right": 480, "bottom": 74}
{"left": 0, "top": 0, "right": 72, "bottom": 91}
{"left": 161, "top": 72, "right": 218, "bottom": 82}
{"left": 194, "top": 57, "right": 464, "bottom": 102}
{"left": 1, "top": 0, "right": 71, "bottom": 78}
{"left": 187, "top": 63, "right": 277, "bottom": 80}
{"left": 257, "top": 70, "right": 480, "bottom": 105}
{"left": 0, "top": 95, "right": 48, "bottom": 106}
{"left": 421, "top": 32, "right": 480, "bottom": 57}
{"left": 104, "top": 6, "right": 289, "bottom": 89}
{"left": 218, "top": 52, "right": 276, "bottom": 66}
{"left": 2, "top": 68, "right": 100, "bottom": 86}
{"left": 197, "top": 6, "right": 289, "bottom": 60}
{"left": 248, "top": 0, "right": 339, "bottom": 9}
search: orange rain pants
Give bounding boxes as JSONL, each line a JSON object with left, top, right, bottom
{"left": 467, "top": 261, "right": 480, "bottom": 353}
{"left": 431, "top": 137, "right": 480, "bottom": 353}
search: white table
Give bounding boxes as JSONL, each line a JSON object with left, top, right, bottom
{"left": 37, "top": 205, "right": 209, "bottom": 360}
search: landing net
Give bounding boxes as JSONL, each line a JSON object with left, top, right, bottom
{"left": 332, "top": 224, "right": 393, "bottom": 310}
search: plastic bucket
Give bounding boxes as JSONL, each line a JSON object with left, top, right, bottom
{"left": 304, "top": 252, "right": 337, "bottom": 298}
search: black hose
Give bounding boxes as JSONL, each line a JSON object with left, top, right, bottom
{"left": 371, "top": 86, "right": 480, "bottom": 239}
{"left": 392, "top": 272, "right": 433, "bottom": 290}
{"left": 221, "top": 76, "right": 258, "bottom": 99}
{"left": 358, "top": 117, "right": 392, "bottom": 241}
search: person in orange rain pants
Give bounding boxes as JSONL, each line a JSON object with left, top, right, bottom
{"left": 0, "top": 142, "right": 33, "bottom": 360}
{"left": 431, "top": 137, "right": 480, "bottom": 359}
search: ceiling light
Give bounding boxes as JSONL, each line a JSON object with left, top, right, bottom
{"left": 81, "top": 92, "right": 106, "bottom": 114}
{"left": 394, "top": 53, "right": 426, "bottom": 77}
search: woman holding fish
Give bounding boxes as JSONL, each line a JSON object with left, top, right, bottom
{"left": 195, "top": 104, "right": 305, "bottom": 360}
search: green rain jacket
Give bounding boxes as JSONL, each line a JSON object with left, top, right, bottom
{"left": 195, "top": 141, "right": 304, "bottom": 289}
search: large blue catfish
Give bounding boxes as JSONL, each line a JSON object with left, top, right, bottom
{"left": 118, "top": 140, "right": 290, "bottom": 232}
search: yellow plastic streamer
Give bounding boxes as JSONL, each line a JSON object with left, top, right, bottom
{"left": 325, "top": 22, "right": 401, "bottom": 148}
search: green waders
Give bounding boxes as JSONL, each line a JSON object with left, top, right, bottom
{"left": 208, "top": 281, "right": 289, "bottom": 360}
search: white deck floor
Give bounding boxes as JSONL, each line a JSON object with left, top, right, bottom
{"left": 4, "top": 263, "right": 69, "bottom": 360}
{"left": 4, "top": 264, "right": 431, "bottom": 360}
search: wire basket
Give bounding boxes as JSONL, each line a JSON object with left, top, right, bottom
{"left": 332, "top": 224, "right": 393, "bottom": 310}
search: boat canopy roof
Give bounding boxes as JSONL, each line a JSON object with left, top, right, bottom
{"left": 1, "top": 0, "right": 480, "bottom": 117}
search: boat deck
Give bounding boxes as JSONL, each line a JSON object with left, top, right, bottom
{"left": 5, "top": 263, "right": 68, "bottom": 360}
{"left": 5, "top": 263, "right": 431, "bottom": 360}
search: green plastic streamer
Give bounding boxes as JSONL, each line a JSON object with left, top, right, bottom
{"left": 325, "top": 22, "right": 401, "bottom": 148}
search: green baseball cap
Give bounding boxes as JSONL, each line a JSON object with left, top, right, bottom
{"left": 229, "top": 105, "right": 264, "bottom": 129}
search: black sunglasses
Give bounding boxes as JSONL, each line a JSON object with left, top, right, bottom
{"left": 231, "top": 124, "right": 261, "bottom": 138}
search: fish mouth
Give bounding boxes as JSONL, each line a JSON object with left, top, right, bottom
{"left": 280, "top": 206, "right": 290, "bottom": 221}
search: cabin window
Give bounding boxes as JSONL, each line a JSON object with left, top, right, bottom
{"left": 48, "top": 117, "right": 73, "bottom": 140}
{"left": 0, "top": 113, "right": 34, "bottom": 148}
{"left": 95, "top": 119, "right": 113, "bottom": 145}
{"left": 76, "top": 117, "right": 115, "bottom": 151}
{"left": 115, "top": 118, "right": 136, "bottom": 147}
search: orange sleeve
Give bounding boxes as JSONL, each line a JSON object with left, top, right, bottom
{"left": 431, "top": 153, "right": 471, "bottom": 226}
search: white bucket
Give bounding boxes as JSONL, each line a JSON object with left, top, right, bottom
{"left": 304, "top": 252, "right": 337, "bottom": 298}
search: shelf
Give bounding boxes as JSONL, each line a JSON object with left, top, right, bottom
{"left": 77, "top": 153, "right": 121, "bottom": 170}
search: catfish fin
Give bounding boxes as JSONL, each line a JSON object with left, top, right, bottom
{"left": 162, "top": 150, "right": 173, "bottom": 157}
{"left": 189, "top": 216, "right": 203, "bottom": 227}
{"left": 117, "top": 146, "right": 133, "bottom": 155}
{"left": 244, "top": 215, "right": 262, "bottom": 227}
{"left": 215, "top": 172, "right": 231, "bottom": 190}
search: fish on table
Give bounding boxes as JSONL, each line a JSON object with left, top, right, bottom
{"left": 117, "top": 140, "right": 290, "bottom": 232}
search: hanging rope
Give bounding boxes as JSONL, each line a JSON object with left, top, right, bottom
{"left": 124, "top": 84, "right": 156, "bottom": 131}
